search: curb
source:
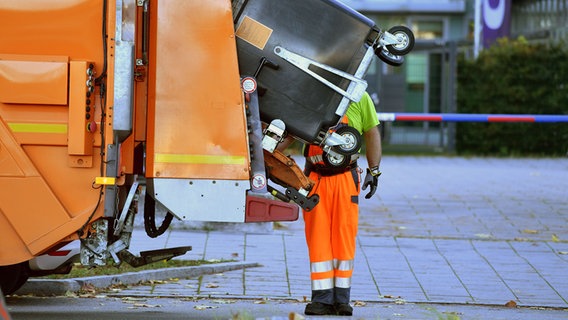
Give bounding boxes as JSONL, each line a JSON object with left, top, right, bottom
{"left": 15, "top": 261, "right": 261, "bottom": 297}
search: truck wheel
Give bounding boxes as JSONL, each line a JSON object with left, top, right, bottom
{"left": 377, "top": 48, "right": 404, "bottom": 67}
{"left": 334, "top": 126, "right": 361, "bottom": 155}
{"left": 0, "top": 262, "right": 29, "bottom": 295}
{"left": 386, "top": 25, "right": 415, "bottom": 56}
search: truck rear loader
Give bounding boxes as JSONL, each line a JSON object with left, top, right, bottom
{"left": 0, "top": 0, "right": 414, "bottom": 295}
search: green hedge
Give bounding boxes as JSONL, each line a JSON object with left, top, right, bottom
{"left": 456, "top": 38, "right": 568, "bottom": 156}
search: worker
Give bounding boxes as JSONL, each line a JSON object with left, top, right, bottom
{"left": 280, "top": 91, "right": 382, "bottom": 316}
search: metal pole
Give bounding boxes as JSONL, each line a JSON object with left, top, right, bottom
{"left": 378, "top": 113, "right": 568, "bottom": 123}
{"left": 447, "top": 41, "right": 458, "bottom": 152}
{"left": 474, "top": 0, "right": 482, "bottom": 58}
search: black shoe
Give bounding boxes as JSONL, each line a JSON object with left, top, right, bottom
{"left": 304, "top": 302, "right": 336, "bottom": 315}
{"left": 335, "top": 303, "right": 353, "bottom": 316}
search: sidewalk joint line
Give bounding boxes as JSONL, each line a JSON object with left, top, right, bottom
{"left": 394, "top": 236, "right": 429, "bottom": 300}
{"left": 470, "top": 239, "right": 520, "bottom": 301}
{"left": 282, "top": 234, "right": 292, "bottom": 296}
{"left": 243, "top": 233, "right": 248, "bottom": 295}
{"left": 432, "top": 238, "right": 474, "bottom": 301}
{"left": 357, "top": 236, "right": 382, "bottom": 296}
{"left": 507, "top": 241, "right": 568, "bottom": 305}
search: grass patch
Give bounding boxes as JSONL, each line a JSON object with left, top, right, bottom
{"left": 41, "top": 259, "right": 234, "bottom": 279}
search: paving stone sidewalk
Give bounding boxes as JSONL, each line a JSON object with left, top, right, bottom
{"left": 118, "top": 156, "right": 568, "bottom": 311}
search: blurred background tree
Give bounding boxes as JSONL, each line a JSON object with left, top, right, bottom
{"left": 457, "top": 38, "right": 568, "bottom": 156}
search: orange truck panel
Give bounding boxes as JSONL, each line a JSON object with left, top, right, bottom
{"left": 0, "top": 55, "right": 69, "bottom": 105}
{"left": 146, "top": 0, "right": 250, "bottom": 181}
{"left": 0, "top": 120, "right": 87, "bottom": 260}
{"left": 0, "top": 0, "right": 112, "bottom": 266}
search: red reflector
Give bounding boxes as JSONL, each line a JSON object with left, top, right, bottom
{"left": 48, "top": 250, "right": 72, "bottom": 257}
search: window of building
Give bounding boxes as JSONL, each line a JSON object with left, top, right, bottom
{"left": 411, "top": 20, "right": 444, "bottom": 39}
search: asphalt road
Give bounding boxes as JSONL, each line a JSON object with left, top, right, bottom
{"left": 7, "top": 295, "right": 568, "bottom": 320}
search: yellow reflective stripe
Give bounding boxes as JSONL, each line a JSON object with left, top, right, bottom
{"left": 95, "top": 177, "right": 116, "bottom": 185}
{"left": 154, "top": 153, "right": 246, "bottom": 165}
{"left": 8, "top": 123, "right": 67, "bottom": 134}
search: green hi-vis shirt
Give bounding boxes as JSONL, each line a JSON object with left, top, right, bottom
{"left": 345, "top": 91, "right": 380, "bottom": 134}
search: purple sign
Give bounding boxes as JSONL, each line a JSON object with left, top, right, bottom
{"left": 482, "top": 0, "right": 511, "bottom": 48}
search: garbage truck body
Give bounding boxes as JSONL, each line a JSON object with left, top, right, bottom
{"left": 0, "top": 0, "right": 414, "bottom": 295}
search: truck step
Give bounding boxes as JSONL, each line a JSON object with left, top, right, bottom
{"left": 117, "top": 246, "right": 192, "bottom": 268}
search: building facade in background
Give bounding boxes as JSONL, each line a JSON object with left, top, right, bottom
{"left": 341, "top": 0, "right": 567, "bottom": 148}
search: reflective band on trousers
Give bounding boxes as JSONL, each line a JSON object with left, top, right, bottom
{"left": 334, "top": 259, "right": 354, "bottom": 271}
{"left": 310, "top": 260, "right": 354, "bottom": 290}
{"left": 312, "top": 278, "right": 334, "bottom": 290}
{"left": 311, "top": 260, "right": 334, "bottom": 273}
{"left": 311, "top": 261, "right": 334, "bottom": 290}
{"left": 335, "top": 277, "right": 352, "bottom": 288}
{"left": 334, "top": 259, "right": 354, "bottom": 288}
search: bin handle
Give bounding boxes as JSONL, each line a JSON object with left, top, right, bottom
{"left": 274, "top": 46, "right": 367, "bottom": 103}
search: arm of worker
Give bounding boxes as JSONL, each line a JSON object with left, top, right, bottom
{"left": 362, "top": 125, "right": 382, "bottom": 199}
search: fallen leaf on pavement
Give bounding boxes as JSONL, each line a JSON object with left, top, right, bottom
{"left": 552, "top": 234, "right": 560, "bottom": 242}
{"left": 180, "top": 297, "right": 197, "bottom": 302}
{"left": 194, "top": 305, "right": 218, "bottom": 310}
{"left": 288, "top": 312, "right": 305, "bottom": 320}
{"left": 206, "top": 283, "right": 219, "bottom": 288}
{"left": 211, "top": 299, "right": 236, "bottom": 304}
{"left": 505, "top": 300, "right": 517, "bottom": 308}
{"left": 522, "top": 229, "right": 539, "bottom": 234}
{"left": 80, "top": 283, "right": 97, "bottom": 294}
{"left": 353, "top": 301, "right": 367, "bottom": 307}
{"left": 121, "top": 297, "right": 147, "bottom": 302}
{"left": 558, "top": 251, "right": 568, "bottom": 255}
{"left": 149, "top": 280, "right": 168, "bottom": 284}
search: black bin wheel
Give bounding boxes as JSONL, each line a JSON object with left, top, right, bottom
{"left": 323, "top": 152, "right": 350, "bottom": 169}
{"left": 377, "top": 48, "right": 404, "bottom": 67}
{"left": 386, "top": 25, "right": 415, "bottom": 56}
{"left": 334, "top": 126, "right": 361, "bottom": 156}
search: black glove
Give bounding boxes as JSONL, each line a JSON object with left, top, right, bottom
{"left": 362, "top": 166, "right": 381, "bottom": 199}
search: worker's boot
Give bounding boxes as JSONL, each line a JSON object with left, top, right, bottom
{"left": 334, "top": 287, "right": 353, "bottom": 316}
{"left": 304, "top": 289, "right": 336, "bottom": 315}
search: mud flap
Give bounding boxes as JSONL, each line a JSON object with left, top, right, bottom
{"left": 245, "top": 194, "right": 299, "bottom": 222}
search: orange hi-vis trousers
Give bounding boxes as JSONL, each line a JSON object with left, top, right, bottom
{"left": 304, "top": 167, "right": 360, "bottom": 301}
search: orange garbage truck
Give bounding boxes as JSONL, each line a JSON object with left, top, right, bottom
{"left": 0, "top": 0, "right": 414, "bottom": 295}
